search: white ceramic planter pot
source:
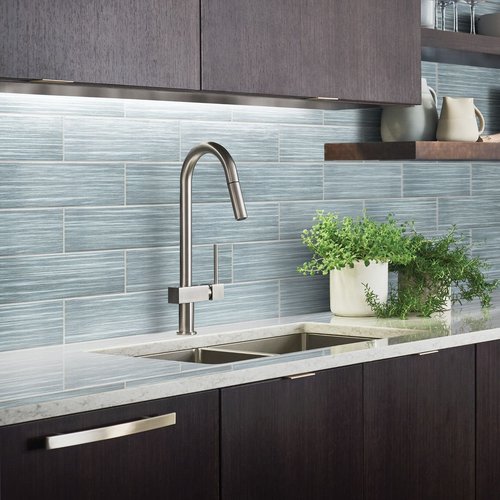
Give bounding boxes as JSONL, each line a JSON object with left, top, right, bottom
{"left": 330, "top": 260, "right": 388, "bottom": 317}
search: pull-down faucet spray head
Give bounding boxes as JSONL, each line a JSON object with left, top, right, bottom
{"left": 208, "top": 142, "right": 247, "bottom": 221}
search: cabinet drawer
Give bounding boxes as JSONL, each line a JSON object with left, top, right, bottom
{"left": 0, "top": 390, "right": 219, "bottom": 500}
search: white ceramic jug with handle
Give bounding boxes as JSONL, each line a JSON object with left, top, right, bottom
{"left": 381, "top": 78, "right": 438, "bottom": 142}
{"left": 436, "top": 97, "right": 485, "bottom": 142}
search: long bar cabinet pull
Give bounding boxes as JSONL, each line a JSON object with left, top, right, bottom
{"left": 286, "top": 372, "right": 316, "bottom": 380}
{"left": 45, "top": 412, "right": 176, "bottom": 450}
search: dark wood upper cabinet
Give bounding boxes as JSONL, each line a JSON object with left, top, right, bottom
{"left": 364, "top": 346, "right": 475, "bottom": 500}
{"left": 0, "top": 0, "right": 200, "bottom": 89}
{"left": 477, "top": 340, "right": 500, "bottom": 500}
{"left": 0, "top": 390, "right": 219, "bottom": 500}
{"left": 220, "top": 366, "right": 363, "bottom": 500}
{"left": 201, "top": 0, "right": 421, "bottom": 104}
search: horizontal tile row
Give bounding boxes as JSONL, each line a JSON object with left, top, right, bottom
{"left": 0, "top": 115, "right": 381, "bottom": 163}
{"left": 126, "top": 162, "right": 324, "bottom": 205}
{"left": 0, "top": 161, "right": 498, "bottom": 211}
{"left": 0, "top": 252, "right": 124, "bottom": 304}
{"left": 0, "top": 275, "right": 329, "bottom": 348}
{"left": 0, "top": 163, "right": 124, "bottom": 208}
{"left": 126, "top": 244, "right": 233, "bottom": 292}
{"left": 5, "top": 192, "right": 500, "bottom": 257}
{"left": 0, "top": 302, "right": 63, "bottom": 352}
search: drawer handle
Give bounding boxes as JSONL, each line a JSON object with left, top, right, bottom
{"left": 418, "top": 350, "right": 440, "bottom": 356}
{"left": 286, "top": 372, "right": 316, "bottom": 380}
{"left": 45, "top": 412, "right": 176, "bottom": 450}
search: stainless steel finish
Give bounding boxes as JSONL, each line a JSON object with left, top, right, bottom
{"left": 312, "top": 96, "right": 340, "bottom": 101}
{"left": 144, "top": 347, "right": 272, "bottom": 364}
{"left": 169, "top": 142, "right": 247, "bottom": 336}
{"left": 140, "top": 332, "right": 378, "bottom": 365}
{"left": 30, "top": 78, "right": 75, "bottom": 84}
{"left": 215, "top": 332, "right": 375, "bottom": 355}
{"left": 45, "top": 413, "right": 176, "bottom": 450}
{"left": 168, "top": 285, "right": 211, "bottom": 304}
{"left": 167, "top": 283, "right": 225, "bottom": 303}
{"left": 286, "top": 372, "right": 317, "bottom": 380}
{"left": 418, "top": 350, "right": 440, "bottom": 356}
{"left": 209, "top": 283, "right": 225, "bottom": 301}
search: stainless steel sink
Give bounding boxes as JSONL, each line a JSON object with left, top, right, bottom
{"left": 144, "top": 347, "right": 275, "bottom": 364}
{"left": 141, "top": 332, "right": 376, "bottom": 365}
{"left": 217, "top": 332, "right": 374, "bottom": 354}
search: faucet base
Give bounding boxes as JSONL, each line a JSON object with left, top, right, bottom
{"left": 177, "top": 330, "right": 197, "bottom": 336}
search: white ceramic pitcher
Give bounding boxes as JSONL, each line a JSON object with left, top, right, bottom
{"left": 436, "top": 97, "right": 485, "bottom": 142}
{"left": 381, "top": 78, "right": 438, "bottom": 142}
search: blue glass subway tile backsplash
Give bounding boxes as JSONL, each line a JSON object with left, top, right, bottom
{"left": 0, "top": 59, "right": 499, "bottom": 350}
{"left": 0, "top": 163, "right": 125, "bottom": 208}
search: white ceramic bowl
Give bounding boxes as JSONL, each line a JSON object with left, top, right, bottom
{"left": 477, "top": 13, "right": 500, "bottom": 37}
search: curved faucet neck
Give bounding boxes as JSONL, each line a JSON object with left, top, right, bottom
{"left": 177, "top": 142, "right": 247, "bottom": 335}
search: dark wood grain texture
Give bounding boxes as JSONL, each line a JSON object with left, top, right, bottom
{"left": 477, "top": 340, "right": 500, "bottom": 500}
{"left": 422, "top": 28, "right": 500, "bottom": 69}
{"left": 364, "top": 346, "right": 475, "bottom": 500}
{"left": 220, "top": 366, "right": 363, "bottom": 500}
{"left": 0, "top": 391, "right": 219, "bottom": 500}
{"left": 201, "top": 0, "right": 421, "bottom": 105}
{"left": 0, "top": 0, "right": 200, "bottom": 89}
{"left": 324, "top": 141, "right": 500, "bottom": 161}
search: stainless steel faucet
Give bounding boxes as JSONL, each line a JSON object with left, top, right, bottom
{"left": 168, "top": 142, "right": 247, "bottom": 335}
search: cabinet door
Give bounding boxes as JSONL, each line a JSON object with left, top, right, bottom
{"left": 0, "top": 390, "right": 219, "bottom": 500}
{"left": 1, "top": 0, "right": 200, "bottom": 89}
{"left": 477, "top": 340, "right": 500, "bottom": 500}
{"left": 201, "top": 0, "right": 420, "bottom": 104}
{"left": 364, "top": 346, "right": 475, "bottom": 500}
{"left": 221, "top": 366, "right": 363, "bottom": 500}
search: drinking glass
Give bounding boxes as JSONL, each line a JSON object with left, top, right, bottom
{"left": 436, "top": 0, "right": 453, "bottom": 30}
{"left": 463, "top": 0, "right": 487, "bottom": 34}
{"left": 450, "top": 0, "right": 460, "bottom": 31}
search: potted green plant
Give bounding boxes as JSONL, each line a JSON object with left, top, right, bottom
{"left": 364, "top": 226, "right": 499, "bottom": 319}
{"left": 297, "top": 211, "right": 414, "bottom": 316}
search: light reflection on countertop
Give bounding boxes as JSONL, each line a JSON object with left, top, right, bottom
{"left": 1, "top": 297, "right": 500, "bottom": 426}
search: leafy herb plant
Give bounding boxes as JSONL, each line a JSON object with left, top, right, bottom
{"left": 365, "top": 226, "right": 499, "bottom": 319}
{"left": 297, "top": 211, "right": 414, "bottom": 276}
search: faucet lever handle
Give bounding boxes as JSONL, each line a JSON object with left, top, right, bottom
{"left": 213, "top": 244, "right": 219, "bottom": 284}
{"left": 209, "top": 244, "right": 224, "bottom": 301}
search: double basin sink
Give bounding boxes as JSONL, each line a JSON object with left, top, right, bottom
{"left": 141, "top": 331, "right": 377, "bottom": 365}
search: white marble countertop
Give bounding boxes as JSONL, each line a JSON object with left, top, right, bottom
{"left": 2, "top": 300, "right": 500, "bottom": 427}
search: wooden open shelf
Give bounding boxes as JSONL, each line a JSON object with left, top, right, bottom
{"left": 421, "top": 28, "right": 500, "bottom": 69}
{"left": 324, "top": 141, "right": 500, "bottom": 161}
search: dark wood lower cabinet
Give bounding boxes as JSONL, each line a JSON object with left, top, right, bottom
{"left": 477, "top": 340, "right": 500, "bottom": 500}
{"left": 220, "top": 366, "right": 363, "bottom": 500}
{"left": 0, "top": 390, "right": 219, "bottom": 500}
{"left": 364, "top": 346, "right": 475, "bottom": 500}
{"left": 1, "top": 343, "right": 493, "bottom": 500}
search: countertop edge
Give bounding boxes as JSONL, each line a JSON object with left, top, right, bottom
{"left": 2, "top": 324, "right": 500, "bottom": 427}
